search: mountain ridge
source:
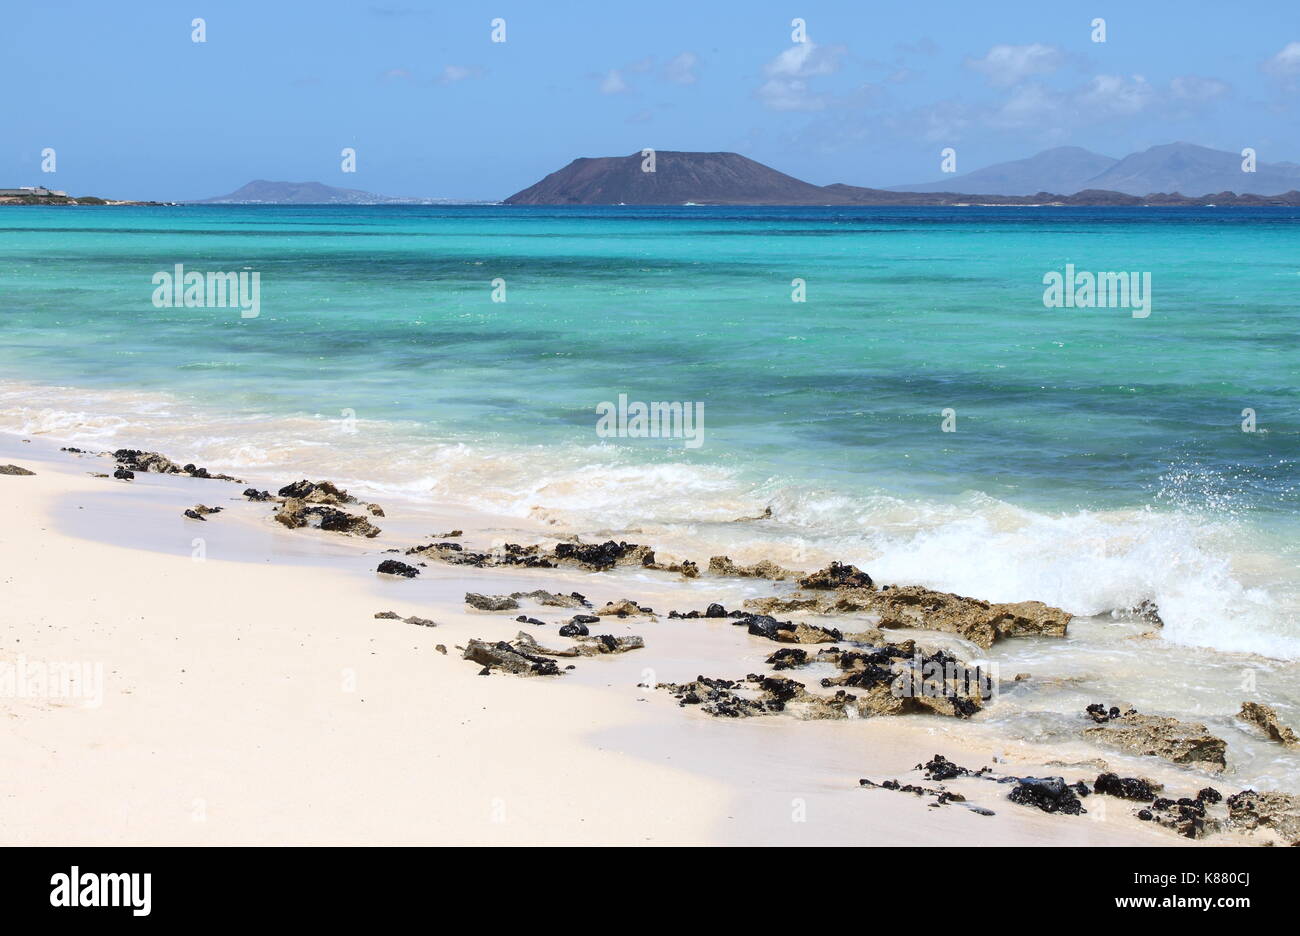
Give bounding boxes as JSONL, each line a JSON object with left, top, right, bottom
{"left": 891, "top": 142, "right": 1300, "bottom": 196}
{"left": 503, "top": 149, "right": 1300, "bottom": 206}
{"left": 195, "top": 180, "right": 486, "bottom": 205}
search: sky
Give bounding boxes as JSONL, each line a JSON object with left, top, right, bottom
{"left": 4, "top": 0, "right": 1299, "bottom": 200}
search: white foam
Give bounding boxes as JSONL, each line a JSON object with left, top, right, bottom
{"left": 3, "top": 377, "right": 1295, "bottom": 659}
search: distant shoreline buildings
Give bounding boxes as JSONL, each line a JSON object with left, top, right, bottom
{"left": 0, "top": 185, "right": 69, "bottom": 197}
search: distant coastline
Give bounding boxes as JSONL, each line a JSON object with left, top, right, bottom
{"left": 0, "top": 191, "right": 171, "bottom": 207}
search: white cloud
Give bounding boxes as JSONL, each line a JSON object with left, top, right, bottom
{"left": 756, "top": 41, "right": 846, "bottom": 111}
{"left": 664, "top": 52, "right": 699, "bottom": 85}
{"left": 989, "top": 82, "right": 1063, "bottom": 127}
{"left": 599, "top": 70, "right": 629, "bottom": 95}
{"left": 1170, "top": 75, "right": 1229, "bottom": 102}
{"left": 1075, "top": 74, "right": 1154, "bottom": 116}
{"left": 1264, "top": 41, "right": 1300, "bottom": 77}
{"left": 965, "top": 44, "right": 1062, "bottom": 87}
{"left": 436, "top": 64, "right": 485, "bottom": 84}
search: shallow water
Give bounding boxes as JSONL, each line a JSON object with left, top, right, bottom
{"left": 0, "top": 204, "right": 1296, "bottom": 660}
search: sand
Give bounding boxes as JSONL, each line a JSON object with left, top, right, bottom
{"left": 0, "top": 433, "right": 1206, "bottom": 845}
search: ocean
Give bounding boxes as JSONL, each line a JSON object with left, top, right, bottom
{"left": 1, "top": 204, "right": 1297, "bottom": 657}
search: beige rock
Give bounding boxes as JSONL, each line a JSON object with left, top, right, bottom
{"left": 1226, "top": 790, "right": 1300, "bottom": 845}
{"left": 1083, "top": 711, "right": 1227, "bottom": 771}
{"left": 707, "top": 555, "right": 803, "bottom": 580}
{"left": 1237, "top": 702, "right": 1300, "bottom": 749}
{"left": 513, "top": 631, "right": 644, "bottom": 657}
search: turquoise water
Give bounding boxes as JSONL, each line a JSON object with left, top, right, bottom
{"left": 1, "top": 205, "right": 1297, "bottom": 654}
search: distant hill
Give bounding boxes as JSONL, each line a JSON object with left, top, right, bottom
{"left": 503, "top": 151, "right": 843, "bottom": 205}
{"left": 196, "top": 180, "right": 481, "bottom": 205}
{"left": 503, "top": 150, "right": 1300, "bottom": 206}
{"left": 891, "top": 143, "right": 1300, "bottom": 196}
{"left": 504, "top": 148, "right": 1300, "bottom": 206}
{"left": 889, "top": 146, "right": 1118, "bottom": 195}
{"left": 1083, "top": 142, "right": 1300, "bottom": 196}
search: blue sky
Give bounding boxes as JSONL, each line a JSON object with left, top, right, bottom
{"left": 4, "top": 0, "right": 1298, "bottom": 199}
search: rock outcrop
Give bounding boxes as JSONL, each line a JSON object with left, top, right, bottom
{"left": 113, "top": 449, "right": 241, "bottom": 481}
{"left": 798, "top": 562, "right": 874, "bottom": 590}
{"left": 513, "top": 631, "right": 644, "bottom": 657}
{"left": 374, "top": 610, "right": 437, "bottom": 627}
{"left": 510, "top": 589, "right": 591, "bottom": 609}
{"left": 274, "top": 499, "right": 380, "bottom": 537}
{"left": 462, "top": 638, "right": 563, "bottom": 676}
{"left": 407, "top": 539, "right": 696, "bottom": 576}
{"left": 464, "top": 593, "right": 519, "bottom": 612}
{"left": 659, "top": 645, "right": 984, "bottom": 722}
{"left": 708, "top": 555, "right": 803, "bottom": 581}
{"left": 1138, "top": 788, "right": 1224, "bottom": 839}
{"left": 743, "top": 574, "right": 1069, "bottom": 649}
{"left": 1237, "top": 701, "right": 1300, "bottom": 749}
{"left": 1082, "top": 705, "right": 1228, "bottom": 771}
{"left": 668, "top": 603, "right": 848, "bottom": 644}
{"left": 596, "top": 598, "right": 654, "bottom": 616}
{"left": 1224, "top": 790, "right": 1300, "bottom": 845}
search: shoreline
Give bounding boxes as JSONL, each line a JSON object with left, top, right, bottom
{"left": 2, "top": 428, "right": 1296, "bottom": 844}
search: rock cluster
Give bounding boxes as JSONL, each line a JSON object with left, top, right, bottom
{"left": 798, "top": 561, "right": 874, "bottom": 590}
{"left": 510, "top": 589, "right": 591, "bottom": 609}
{"left": 275, "top": 499, "right": 380, "bottom": 537}
{"left": 1224, "top": 790, "right": 1300, "bottom": 845}
{"left": 374, "top": 611, "right": 437, "bottom": 627}
{"left": 1082, "top": 704, "right": 1228, "bottom": 771}
{"left": 669, "top": 603, "right": 847, "bottom": 644}
{"left": 513, "top": 630, "right": 644, "bottom": 657}
{"left": 113, "top": 448, "right": 242, "bottom": 482}
{"left": 659, "top": 652, "right": 983, "bottom": 722}
{"left": 707, "top": 555, "right": 802, "bottom": 580}
{"left": 917, "top": 754, "right": 989, "bottom": 781}
{"left": 736, "top": 564, "right": 1070, "bottom": 649}
{"left": 406, "top": 539, "right": 698, "bottom": 576}
{"left": 465, "top": 593, "right": 519, "bottom": 611}
{"left": 183, "top": 505, "right": 221, "bottom": 521}
{"left": 462, "top": 638, "right": 563, "bottom": 677}
{"left": 461, "top": 630, "right": 644, "bottom": 676}
{"left": 1138, "top": 788, "right": 1224, "bottom": 839}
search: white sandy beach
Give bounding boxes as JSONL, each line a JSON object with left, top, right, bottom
{"left": 0, "top": 432, "right": 1271, "bottom": 845}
